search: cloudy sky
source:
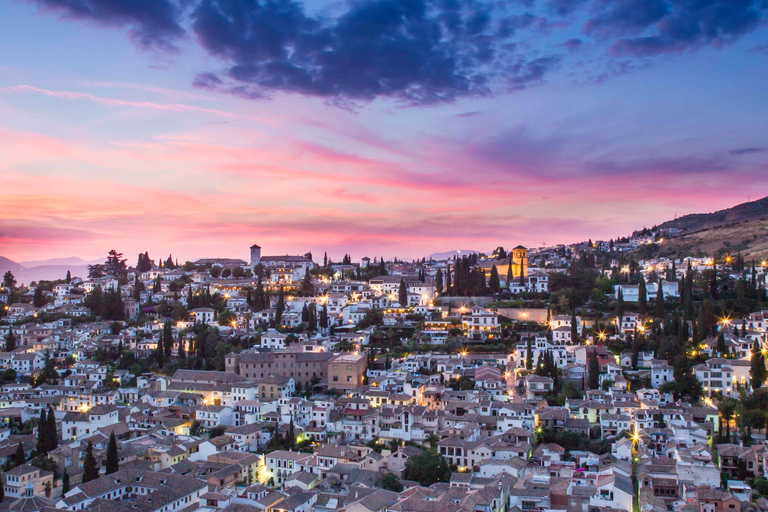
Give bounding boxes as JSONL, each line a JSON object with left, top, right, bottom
{"left": 2, "top": 0, "right": 768, "bottom": 262}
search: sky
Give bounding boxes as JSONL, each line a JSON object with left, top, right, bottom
{"left": 2, "top": 0, "right": 768, "bottom": 263}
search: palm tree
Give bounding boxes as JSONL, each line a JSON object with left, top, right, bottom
{"left": 426, "top": 433, "right": 439, "bottom": 451}
{"left": 718, "top": 399, "right": 737, "bottom": 442}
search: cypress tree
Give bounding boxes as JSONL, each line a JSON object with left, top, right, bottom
{"left": 62, "top": 469, "right": 70, "bottom": 494}
{"left": 5, "top": 327, "right": 15, "bottom": 352}
{"left": 275, "top": 285, "right": 285, "bottom": 326}
{"left": 445, "top": 266, "right": 452, "bottom": 292}
{"left": 36, "top": 409, "right": 48, "bottom": 455}
{"left": 155, "top": 330, "right": 164, "bottom": 367}
{"left": 638, "top": 279, "right": 647, "bottom": 315}
{"left": 655, "top": 287, "right": 665, "bottom": 319}
{"left": 436, "top": 269, "right": 443, "bottom": 294}
{"left": 47, "top": 407, "right": 58, "bottom": 451}
{"left": 65, "top": 270, "right": 71, "bottom": 283}
{"left": 398, "top": 279, "right": 407, "bottom": 307}
{"left": 163, "top": 320, "right": 173, "bottom": 359}
{"left": 106, "top": 432, "right": 119, "bottom": 474}
{"left": 588, "top": 350, "right": 600, "bottom": 389}
{"left": 751, "top": 340, "right": 767, "bottom": 389}
{"left": 82, "top": 441, "right": 99, "bottom": 483}
{"left": 526, "top": 338, "right": 533, "bottom": 370}
{"left": 489, "top": 266, "right": 500, "bottom": 292}
{"left": 178, "top": 335, "right": 186, "bottom": 361}
{"left": 507, "top": 261, "right": 513, "bottom": 285}
{"left": 14, "top": 442, "right": 25, "bottom": 467}
{"left": 570, "top": 310, "right": 578, "bottom": 344}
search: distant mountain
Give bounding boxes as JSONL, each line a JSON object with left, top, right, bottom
{"left": 0, "top": 257, "right": 25, "bottom": 275}
{"left": 426, "top": 249, "right": 480, "bottom": 260}
{"left": 18, "top": 256, "right": 99, "bottom": 267}
{"left": 659, "top": 196, "right": 768, "bottom": 232}
{"left": 0, "top": 256, "right": 90, "bottom": 284}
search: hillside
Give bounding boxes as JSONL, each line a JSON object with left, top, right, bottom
{"left": 636, "top": 217, "right": 768, "bottom": 261}
{"left": 658, "top": 195, "right": 768, "bottom": 232}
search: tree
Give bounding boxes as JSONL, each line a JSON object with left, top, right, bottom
{"left": 33, "top": 286, "right": 46, "bottom": 308}
{"left": 526, "top": 338, "right": 533, "bottom": 370}
{"left": 403, "top": 450, "right": 451, "bottom": 487}
{"left": 14, "top": 442, "right": 25, "bottom": 467}
{"left": 286, "top": 416, "right": 295, "bottom": 451}
{"left": 398, "top": 279, "right": 407, "bottom": 307}
{"left": 435, "top": 269, "right": 443, "bottom": 294}
{"left": 588, "top": 350, "right": 600, "bottom": 389}
{"left": 82, "top": 441, "right": 99, "bottom": 483}
{"left": 5, "top": 327, "right": 16, "bottom": 352}
{"left": 489, "top": 266, "right": 500, "bottom": 292}
{"left": 751, "top": 340, "right": 767, "bottom": 389}
{"left": 46, "top": 407, "right": 58, "bottom": 451}
{"left": 570, "top": 310, "right": 578, "bottom": 344}
{"left": 2, "top": 271, "right": 16, "bottom": 289}
{"left": 638, "top": 278, "right": 647, "bottom": 315}
{"left": 163, "top": 320, "right": 173, "bottom": 360}
{"left": 301, "top": 270, "right": 314, "bottom": 295}
{"left": 36, "top": 408, "right": 48, "bottom": 455}
{"left": 62, "top": 469, "right": 70, "bottom": 494}
{"left": 105, "top": 250, "right": 128, "bottom": 278}
{"left": 655, "top": 287, "right": 665, "bottom": 319}
{"left": 275, "top": 285, "right": 285, "bottom": 326}
{"left": 155, "top": 329, "right": 165, "bottom": 367}
{"left": 65, "top": 270, "right": 72, "bottom": 283}
{"left": 716, "top": 332, "right": 727, "bottom": 356}
{"left": 210, "top": 266, "right": 222, "bottom": 279}
{"left": 382, "top": 472, "right": 403, "bottom": 492}
{"left": 718, "top": 399, "right": 738, "bottom": 442}
{"left": 106, "top": 432, "right": 119, "bottom": 474}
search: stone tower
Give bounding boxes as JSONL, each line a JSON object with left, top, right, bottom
{"left": 250, "top": 244, "right": 261, "bottom": 267}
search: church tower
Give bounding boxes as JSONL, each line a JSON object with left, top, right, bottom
{"left": 250, "top": 244, "right": 261, "bottom": 267}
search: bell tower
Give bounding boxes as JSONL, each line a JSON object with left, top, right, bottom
{"left": 250, "top": 244, "right": 261, "bottom": 267}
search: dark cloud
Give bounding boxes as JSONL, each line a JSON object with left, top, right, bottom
{"left": 558, "top": 38, "right": 583, "bottom": 52}
{"left": 30, "top": 0, "right": 184, "bottom": 51}
{"left": 609, "top": 0, "right": 766, "bottom": 57}
{"left": 730, "top": 147, "right": 764, "bottom": 155}
{"left": 583, "top": 0, "right": 669, "bottom": 38}
{"left": 28, "top": 0, "right": 768, "bottom": 104}
{"left": 547, "top": 0, "right": 589, "bottom": 16}
{"left": 190, "top": 0, "right": 555, "bottom": 104}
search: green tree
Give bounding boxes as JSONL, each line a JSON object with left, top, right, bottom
{"left": 526, "top": 338, "right": 533, "bottom": 370}
{"left": 570, "top": 310, "right": 578, "bottom": 344}
{"left": 33, "top": 287, "right": 46, "bottom": 308}
{"left": 638, "top": 278, "right": 647, "bottom": 315}
{"left": 36, "top": 409, "right": 48, "bottom": 455}
{"left": 655, "top": 287, "right": 665, "bottom": 319}
{"left": 105, "top": 432, "right": 119, "bottom": 474}
{"left": 5, "top": 327, "right": 16, "bottom": 352}
{"left": 489, "top": 266, "right": 500, "bottom": 292}
{"left": 588, "top": 350, "right": 600, "bottom": 389}
{"left": 46, "top": 407, "right": 58, "bottom": 452}
{"left": 3, "top": 271, "right": 16, "bottom": 290}
{"left": 435, "top": 269, "right": 443, "bottom": 294}
{"left": 398, "top": 279, "right": 407, "bottom": 307}
{"left": 163, "top": 320, "right": 173, "bottom": 360}
{"left": 718, "top": 399, "right": 738, "bottom": 442}
{"left": 275, "top": 285, "right": 285, "bottom": 326}
{"left": 751, "top": 340, "right": 767, "bottom": 389}
{"left": 82, "top": 441, "right": 99, "bottom": 483}
{"left": 382, "top": 472, "right": 403, "bottom": 492}
{"left": 62, "top": 469, "right": 70, "bottom": 494}
{"left": 716, "top": 332, "right": 727, "bottom": 356}
{"left": 403, "top": 450, "right": 451, "bottom": 487}
{"left": 14, "top": 442, "right": 25, "bottom": 467}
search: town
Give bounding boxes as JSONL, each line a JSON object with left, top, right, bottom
{"left": 0, "top": 231, "right": 766, "bottom": 512}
